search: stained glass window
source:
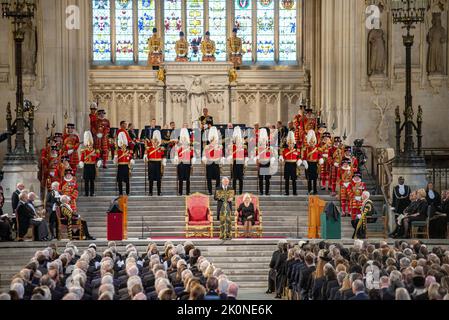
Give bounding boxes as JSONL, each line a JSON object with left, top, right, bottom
{"left": 164, "top": 0, "right": 183, "bottom": 61}
{"left": 91, "top": 0, "right": 301, "bottom": 65}
{"left": 256, "top": 0, "right": 275, "bottom": 62}
{"left": 209, "top": 0, "right": 227, "bottom": 61}
{"left": 234, "top": 0, "right": 252, "bottom": 62}
{"left": 115, "top": 0, "right": 134, "bottom": 61}
{"left": 279, "top": 0, "right": 297, "bottom": 61}
{"left": 186, "top": 0, "right": 204, "bottom": 61}
{"left": 92, "top": 0, "right": 112, "bottom": 62}
{"left": 137, "top": 0, "right": 156, "bottom": 62}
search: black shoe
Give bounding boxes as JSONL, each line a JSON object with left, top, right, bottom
{"left": 284, "top": 193, "right": 289, "bottom": 196}
{"left": 208, "top": 192, "right": 213, "bottom": 196}
{"left": 90, "top": 194, "right": 95, "bottom": 197}
{"left": 84, "top": 194, "right": 89, "bottom": 197}
{"left": 265, "top": 290, "right": 273, "bottom": 294}
{"left": 149, "top": 193, "right": 153, "bottom": 196}
{"left": 85, "top": 236, "right": 96, "bottom": 240}
{"left": 321, "top": 187, "right": 325, "bottom": 190}
{"left": 265, "top": 193, "right": 270, "bottom": 196}
{"left": 275, "top": 295, "right": 282, "bottom": 299}
{"left": 259, "top": 192, "right": 264, "bottom": 196}
{"left": 293, "top": 193, "right": 298, "bottom": 196}
{"left": 158, "top": 193, "right": 162, "bottom": 196}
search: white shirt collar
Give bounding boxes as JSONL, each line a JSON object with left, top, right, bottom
{"left": 428, "top": 190, "right": 435, "bottom": 199}
{"left": 398, "top": 184, "right": 405, "bottom": 195}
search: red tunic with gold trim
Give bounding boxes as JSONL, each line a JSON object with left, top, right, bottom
{"left": 348, "top": 180, "right": 367, "bottom": 220}
{"left": 343, "top": 155, "right": 359, "bottom": 172}
{"left": 62, "top": 133, "right": 80, "bottom": 174}
{"left": 46, "top": 153, "right": 61, "bottom": 190}
{"left": 61, "top": 177, "right": 79, "bottom": 212}
{"left": 329, "top": 145, "right": 344, "bottom": 193}
{"left": 293, "top": 114, "right": 304, "bottom": 148}
{"left": 89, "top": 111, "right": 97, "bottom": 134}
{"left": 232, "top": 144, "right": 248, "bottom": 161}
{"left": 95, "top": 117, "right": 111, "bottom": 163}
{"left": 283, "top": 147, "right": 300, "bottom": 179}
{"left": 145, "top": 143, "right": 166, "bottom": 181}
{"left": 337, "top": 165, "right": 356, "bottom": 215}
{"left": 39, "top": 147, "right": 49, "bottom": 186}
{"left": 319, "top": 142, "right": 332, "bottom": 189}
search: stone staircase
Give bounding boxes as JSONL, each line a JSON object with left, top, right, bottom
{"left": 76, "top": 160, "right": 384, "bottom": 240}
{"left": 0, "top": 160, "right": 387, "bottom": 293}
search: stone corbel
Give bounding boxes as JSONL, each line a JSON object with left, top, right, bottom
{"left": 368, "top": 74, "right": 390, "bottom": 94}
{"left": 428, "top": 74, "right": 448, "bottom": 93}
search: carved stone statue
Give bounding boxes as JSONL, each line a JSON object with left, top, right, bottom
{"left": 368, "top": 28, "right": 386, "bottom": 76}
{"left": 22, "top": 20, "right": 37, "bottom": 76}
{"left": 427, "top": 13, "right": 447, "bottom": 75}
{"left": 184, "top": 76, "right": 211, "bottom": 125}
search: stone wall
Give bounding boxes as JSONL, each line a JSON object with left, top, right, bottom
{"left": 1, "top": 0, "right": 448, "bottom": 168}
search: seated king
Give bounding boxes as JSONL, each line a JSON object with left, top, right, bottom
{"left": 148, "top": 27, "right": 163, "bottom": 70}
{"left": 201, "top": 31, "right": 216, "bottom": 62}
{"left": 175, "top": 31, "right": 189, "bottom": 62}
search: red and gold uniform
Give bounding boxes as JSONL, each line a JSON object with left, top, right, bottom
{"left": 329, "top": 138, "right": 344, "bottom": 194}
{"left": 282, "top": 146, "right": 301, "bottom": 195}
{"left": 62, "top": 127, "right": 80, "bottom": 174}
{"left": 337, "top": 160, "right": 356, "bottom": 216}
{"left": 39, "top": 142, "right": 50, "bottom": 188}
{"left": 293, "top": 112, "right": 304, "bottom": 148}
{"left": 348, "top": 176, "right": 366, "bottom": 220}
{"left": 319, "top": 133, "right": 332, "bottom": 190}
{"left": 80, "top": 146, "right": 101, "bottom": 197}
{"left": 231, "top": 143, "right": 248, "bottom": 194}
{"left": 257, "top": 143, "right": 274, "bottom": 196}
{"left": 61, "top": 172, "right": 79, "bottom": 212}
{"left": 94, "top": 110, "right": 111, "bottom": 167}
{"left": 116, "top": 146, "right": 133, "bottom": 196}
{"left": 176, "top": 145, "right": 194, "bottom": 195}
{"left": 302, "top": 141, "right": 320, "bottom": 195}
{"left": 46, "top": 146, "right": 61, "bottom": 191}
{"left": 204, "top": 143, "right": 223, "bottom": 194}
{"left": 145, "top": 140, "right": 166, "bottom": 196}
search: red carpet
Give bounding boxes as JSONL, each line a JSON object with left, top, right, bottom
{"left": 148, "top": 236, "right": 286, "bottom": 240}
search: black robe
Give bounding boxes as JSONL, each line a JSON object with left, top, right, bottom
{"left": 392, "top": 185, "right": 411, "bottom": 214}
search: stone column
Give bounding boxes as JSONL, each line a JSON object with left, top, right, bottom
{"left": 156, "top": 85, "right": 165, "bottom": 125}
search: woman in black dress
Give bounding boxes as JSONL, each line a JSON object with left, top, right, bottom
{"left": 237, "top": 193, "right": 256, "bottom": 238}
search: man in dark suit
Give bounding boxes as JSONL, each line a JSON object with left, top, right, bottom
{"left": 349, "top": 280, "right": 369, "bottom": 300}
{"left": 267, "top": 240, "right": 286, "bottom": 294}
{"left": 16, "top": 191, "right": 34, "bottom": 239}
{"left": 299, "top": 253, "right": 316, "bottom": 300}
{"left": 11, "top": 182, "right": 25, "bottom": 213}
{"left": 426, "top": 182, "right": 441, "bottom": 208}
{"left": 392, "top": 177, "right": 411, "bottom": 214}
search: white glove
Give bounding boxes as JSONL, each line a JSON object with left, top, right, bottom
{"left": 297, "top": 159, "right": 303, "bottom": 167}
{"left": 130, "top": 159, "right": 135, "bottom": 166}
{"left": 303, "top": 160, "right": 309, "bottom": 170}
{"left": 334, "top": 162, "right": 339, "bottom": 167}
{"left": 192, "top": 157, "right": 197, "bottom": 164}
{"left": 220, "top": 157, "right": 225, "bottom": 166}
{"left": 254, "top": 155, "right": 259, "bottom": 161}
{"left": 113, "top": 156, "right": 118, "bottom": 164}
{"left": 50, "top": 172, "right": 55, "bottom": 177}
{"left": 68, "top": 149, "right": 74, "bottom": 155}
{"left": 226, "top": 155, "right": 233, "bottom": 164}
{"left": 319, "top": 158, "right": 324, "bottom": 165}
{"left": 173, "top": 156, "right": 179, "bottom": 165}
{"left": 97, "top": 160, "right": 103, "bottom": 168}
{"left": 97, "top": 133, "right": 103, "bottom": 139}
{"left": 202, "top": 156, "right": 207, "bottom": 164}
{"left": 78, "top": 161, "right": 84, "bottom": 169}
{"left": 162, "top": 159, "right": 167, "bottom": 167}
{"left": 244, "top": 157, "right": 249, "bottom": 167}
{"left": 279, "top": 156, "right": 284, "bottom": 163}
{"left": 143, "top": 155, "right": 148, "bottom": 163}
{"left": 270, "top": 157, "right": 276, "bottom": 166}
